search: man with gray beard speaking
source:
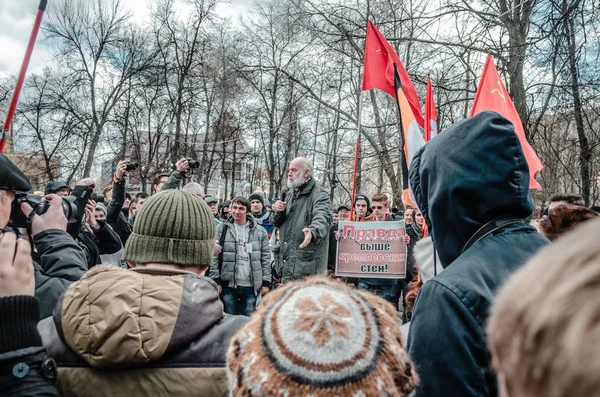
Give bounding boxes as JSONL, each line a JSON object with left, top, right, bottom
{"left": 271, "top": 157, "right": 332, "bottom": 283}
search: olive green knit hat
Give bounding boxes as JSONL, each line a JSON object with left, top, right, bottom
{"left": 123, "top": 190, "right": 215, "bottom": 267}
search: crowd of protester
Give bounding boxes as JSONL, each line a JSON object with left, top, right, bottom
{"left": 1, "top": 111, "right": 600, "bottom": 396}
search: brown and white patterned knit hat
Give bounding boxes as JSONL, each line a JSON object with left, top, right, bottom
{"left": 226, "top": 276, "right": 417, "bottom": 396}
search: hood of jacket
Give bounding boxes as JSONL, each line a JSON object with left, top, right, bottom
{"left": 53, "top": 265, "right": 223, "bottom": 369}
{"left": 408, "top": 111, "right": 534, "bottom": 268}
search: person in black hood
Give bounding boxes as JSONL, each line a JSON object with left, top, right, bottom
{"left": 105, "top": 160, "right": 133, "bottom": 245}
{"left": 406, "top": 111, "right": 549, "bottom": 397}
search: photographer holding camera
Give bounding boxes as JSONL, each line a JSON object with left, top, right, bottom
{"left": 0, "top": 154, "right": 87, "bottom": 320}
{"left": 73, "top": 178, "right": 122, "bottom": 269}
{"left": 105, "top": 160, "right": 134, "bottom": 245}
{"left": 161, "top": 158, "right": 202, "bottom": 194}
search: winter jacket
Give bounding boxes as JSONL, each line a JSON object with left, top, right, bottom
{"left": 33, "top": 229, "right": 88, "bottom": 319}
{"left": 406, "top": 111, "right": 549, "bottom": 397}
{"left": 105, "top": 176, "right": 132, "bottom": 245}
{"left": 270, "top": 178, "right": 332, "bottom": 283}
{"left": 38, "top": 266, "right": 248, "bottom": 397}
{"left": 76, "top": 222, "right": 122, "bottom": 269}
{"left": 162, "top": 170, "right": 184, "bottom": 191}
{"left": 0, "top": 296, "right": 59, "bottom": 397}
{"left": 209, "top": 216, "right": 271, "bottom": 295}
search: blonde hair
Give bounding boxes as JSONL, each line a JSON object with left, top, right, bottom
{"left": 488, "top": 217, "right": 600, "bottom": 397}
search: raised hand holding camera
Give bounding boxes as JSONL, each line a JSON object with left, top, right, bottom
{"left": 115, "top": 160, "right": 129, "bottom": 180}
{"left": 20, "top": 194, "right": 68, "bottom": 236}
{"left": 176, "top": 158, "right": 190, "bottom": 173}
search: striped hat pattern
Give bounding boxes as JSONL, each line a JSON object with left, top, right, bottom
{"left": 226, "top": 276, "right": 417, "bottom": 396}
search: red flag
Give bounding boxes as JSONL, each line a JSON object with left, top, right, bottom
{"left": 471, "top": 55, "right": 543, "bottom": 189}
{"left": 424, "top": 76, "right": 438, "bottom": 141}
{"left": 362, "top": 21, "right": 424, "bottom": 127}
{"left": 394, "top": 66, "right": 425, "bottom": 209}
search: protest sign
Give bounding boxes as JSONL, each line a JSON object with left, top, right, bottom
{"left": 335, "top": 220, "right": 407, "bottom": 278}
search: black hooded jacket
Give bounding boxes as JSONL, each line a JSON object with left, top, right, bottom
{"left": 406, "top": 111, "right": 549, "bottom": 397}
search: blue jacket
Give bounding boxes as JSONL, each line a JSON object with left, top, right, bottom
{"left": 406, "top": 111, "right": 549, "bottom": 397}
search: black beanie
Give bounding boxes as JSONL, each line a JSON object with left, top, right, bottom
{"left": 249, "top": 193, "right": 264, "bottom": 204}
{"left": 354, "top": 194, "right": 370, "bottom": 210}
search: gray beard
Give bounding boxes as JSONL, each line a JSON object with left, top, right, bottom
{"left": 287, "top": 175, "right": 306, "bottom": 189}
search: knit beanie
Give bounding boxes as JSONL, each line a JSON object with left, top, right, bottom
{"left": 226, "top": 276, "right": 417, "bottom": 397}
{"left": 248, "top": 193, "right": 264, "bottom": 204}
{"left": 354, "top": 194, "right": 371, "bottom": 210}
{"left": 123, "top": 190, "right": 215, "bottom": 267}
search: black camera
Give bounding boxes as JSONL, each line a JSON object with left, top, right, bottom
{"left": 10, "top": 194, "right": 79, "bottom": 229}
{"left": 186, "top": 158, "right": 200, "bottom": 169}
{"left": 91, "top": 193, "right": 104, "bottom": 203}
{"left": 125, "top": 161, "right": 138, "bottom": 171}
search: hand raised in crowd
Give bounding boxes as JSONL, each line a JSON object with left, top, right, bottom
{"left": 21, "top": 194, "right": 68, "bottom": 236}
{"left": 0, "top": 232, "right": 34, "bottom": 298}
{"left": 86, "top": 200, "right": 100, "bottom": 230}
{"left": 176, "top": 158, "right": 190, "bottom": 173}
{"left": 272, "top": 200, "right": 287, "bottom": 213}
{"left": 114, "top": 160, "right": 128, "bottom": 180}
{"left": 213, "top": 241, "right": 222, "bottom": 256}
{"left": 299, "top": 227, "right": 312, "bottom": 248}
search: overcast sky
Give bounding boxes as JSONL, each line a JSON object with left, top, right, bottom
{"left": 0, "top": 0, "right": 251, "bottom": 77}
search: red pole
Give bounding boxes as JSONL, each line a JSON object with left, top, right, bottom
{"left": 0, "top": 0, "right": 49, "bottom": 154}
{"left": 350, "top": 138, "right": 360, "bottom": 221}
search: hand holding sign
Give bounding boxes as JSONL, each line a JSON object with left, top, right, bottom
{"left": 299, "top": 228, "right": 312, "bottom": 248}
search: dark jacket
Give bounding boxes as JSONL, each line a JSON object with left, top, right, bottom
{"left": 33, "top": 229, "right": 88, "bottom": 319}
{"left": 76, "top": 222, "right": 122, "bottom": 269}
{"left": 270, "top": 178, "right": 332, "bottom": 283}
{"left": 105, "top": 176, "right": 132, "bottom": 245}
{"left": 406, "top": 111, "right": 549, "bottom": 397}
{"left": 0, "top": 296, "right": 59, "bottom": 397}
{"left": 209, "top": 216, "right": 271, "bottom": 295}
{"left": 38, "top": 266, "right": 249, "bottom": 397}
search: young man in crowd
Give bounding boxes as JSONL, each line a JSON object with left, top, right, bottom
{"left": 328, "top": 204, "right": 351, "bottom": 274}
{"left": 353, "top": 194, "right": 372, "bottom": 221}
{"left": 489, "top": 218, "right": 600, "bottom": 397}
{"left": 407, "top": 111, "right": 549, "bottom": 396}
{"left": 249, "top": 192, "right": 274, "bottom": 238}
{"left": 271, "top": 157, "right": 332, "bottom": 283}
{"left": 152, "top": 173, "right": 170, "bottom": 194}
{"left": 357, "top": 193, "right": 408, "bottom": 304}
{"left": 210, "top": 196, "right": 271, "bottom": 316}
{"left": 39, "top": 190, "right": 248, "bottom": 397}
{"left": 129, "top": 192, "right": 148, "bottom": 224}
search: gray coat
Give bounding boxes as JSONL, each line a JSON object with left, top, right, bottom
{"left": 270, "top": 178, "right": 332, "bottom": 283}
{"left": 210, "top": 216, "right": 271, "bottom": 295}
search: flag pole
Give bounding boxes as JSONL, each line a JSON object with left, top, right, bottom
{"left": 0, "top": 0, "right": 49, "bottom": 154}
{"left": 351, "top": 90, "right": 362, "bottom": 221}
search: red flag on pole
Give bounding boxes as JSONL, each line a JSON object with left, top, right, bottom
{"left": 362, "top": 21, "right": 424, "bottom": 127}
{"left": 471, "top": 54, "right": 543, "bottom": 189}
{"left": 424, "top": 76, "right": 438, "bottom": 142}
{"left": 394, "top": 65, "right": 424, "bottom": 209}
